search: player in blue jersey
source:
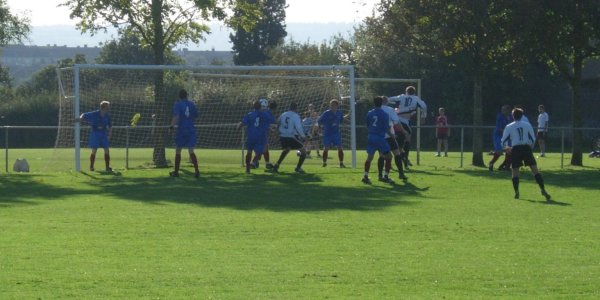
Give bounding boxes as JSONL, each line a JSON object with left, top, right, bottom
{"left": 239, "top": 100, "right": 276, "bottom": 173}
{"left": 318, "top": 99, "right": 348, "bottom": 168}
{"left": 362, "top": 96, "right": 393, "bottom": 184}
{"left": 79, "top": 101, "right": 112, "bottom": 172}
{"left": 169, "top": 89, "right": 200, "bottom": 178}
{"left": 488, "top": 105, "right": 513, "bottom": 171}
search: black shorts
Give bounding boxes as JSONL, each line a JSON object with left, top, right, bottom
{"left": 280, "top": 137, "right": 304, "bottom": 150}
{"left": 536, "top": 131, "right": 546, "bottom": 140}
{"left": 400, "top": 122, "right": 412, "bottom": 135}
{"left": 386, "top": 137, "right": 400, "bottom": 151}
{"left": 394, "top": 131, "right": 407, "bottom": 146}
{"left": 511, "top": 145, "right": 537, "bottom": 169}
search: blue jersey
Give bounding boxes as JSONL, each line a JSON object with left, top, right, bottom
{"left": 82, "top": 110, "right": 111, "bottom": 132}
{"left": 318, "top": 109, "right": 343, "bottom": 136}
{"left": 495, "top": 112, "right": 512, "bottom": 137}
{"left": 173, "top": 99, "right": 198, "bottom": 131}
{"left": 366, "top": 108, "right": 390, "bottom": 137}
{"left": 242, "top": 110, "right": 275, "bottom": 140}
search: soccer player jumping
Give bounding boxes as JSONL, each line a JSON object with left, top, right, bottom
{"left": 501, "top": 108, "right": 551, "bottom": 201}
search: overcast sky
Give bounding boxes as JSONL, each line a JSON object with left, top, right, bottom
{"left": 6, "top": 0, "right": 379, "bottom": 26}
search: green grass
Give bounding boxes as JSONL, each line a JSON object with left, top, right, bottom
{"left": 1, "top": 149, "right": 600, "bottom": 299}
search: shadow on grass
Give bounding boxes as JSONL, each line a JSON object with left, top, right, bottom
{"left": 0, "top": 174, "right": 85, "bottom": 207}
{"left": 1, "top": 170, "right": 429, "bottom": 212}
{"left": 455, "top": 167, "right": 599, "bottom": 191}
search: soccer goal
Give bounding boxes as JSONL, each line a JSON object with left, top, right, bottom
{"left": 56, "top": 64, "right": 357, "bottom": 171}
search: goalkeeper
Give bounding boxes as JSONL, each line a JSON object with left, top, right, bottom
{"left": 78, "top": 100, "right": 112, "bottom": 172}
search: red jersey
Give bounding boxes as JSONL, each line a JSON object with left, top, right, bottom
{"left": 436, "top": 115, "right": 449, "bottom": 135}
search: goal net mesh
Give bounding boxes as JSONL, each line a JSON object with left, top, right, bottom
{"left": 56, "top": 65, "right": 355, "bottom": 169}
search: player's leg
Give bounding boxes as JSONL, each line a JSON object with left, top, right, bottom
{"left": 489, "top": 135, "right": 502, "bottom": 171}
{"left": 538, "top": 132, "right": 546, "bottom": 156}
{"left": 443, "top": 138, "right": 449, "bottom": 156}
{"left": 322, "top": 136, "right": 330, "bottom": 167}
{"left": 363, "top": 153, "right": 375, "bottom": 184}
{"left": 295, "top": 145, "right": 307, "bottom": 173}
{"left": 170, "top": 147, "right": 183, "bottom": 177}
{"left": 511, "top": 167, "right": 521, "bottom": 199}
{"left": 382, "top": 151, "right": 393, "bottom": 183}
{"left": 188, "top": 148, "right": 199, "bottom": 177}
{"left": 401, "top": 123, "right": 412, "bottom": 168}
{"left": 103, "top": 147, "right": 111, "bottom": 172}
{"left": 337, "top": 143, "right": 345, "bottom": 168}
{"left": 528, "top": 156, "right": 551, "bottom": 201}
{"left": 362, "top": 137, "right": 377, "bottom": 184}
{"left": 377, "top": 155, "right": 384, "bottom": 180}
{"left": 90, "top": 148, "right": 98, "bottom": 171}
{"left": 436, "top": 137, "right": 442, "bottom": 156}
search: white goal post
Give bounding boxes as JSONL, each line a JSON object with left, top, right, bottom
{"left": 56, "top": 64, "right": 358, "bottom": 171}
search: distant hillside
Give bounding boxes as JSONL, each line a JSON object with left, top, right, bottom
{"left": 0, "top": 45, "right": 233, "bottom": 84}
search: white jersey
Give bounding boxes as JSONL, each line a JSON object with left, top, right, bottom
{"left": 501, "top": 120, "right": 536, "bottom": 148}
{"left": 537, "top": 112, "right": 549, "bottom": 132}
{"left": 382, "top": 105, "right": 400, "bottom": 138}
{"left": 521, "top": 114, "right": 530, "bottom": 124}
{"left": 278, "top": 111, "right": 305, "bottom": 139}
{"left": 387, "top": 93, "right": 427, "bottom": 125}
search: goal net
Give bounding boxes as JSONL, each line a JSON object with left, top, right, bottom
{"left": 56, "top": 64, "right": 357, "bottom": 171}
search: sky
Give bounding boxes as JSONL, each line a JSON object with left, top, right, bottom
{"left": 5, "top": 0, "right": 380, "bottom": 50}
{"left": 6, "top": 0, "right": 380, "bottom": 26}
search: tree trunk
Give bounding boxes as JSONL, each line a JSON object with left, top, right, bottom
{"left": 151, "top": 0, "right": 168, "bottom": 167}
{"left": 570, "top": 2, "right": 584, "bottom": 166}
{"left": 471, "top": 74, "right": 484, "bottom": 166}
{"left": 570, "top": 55, "right": 583, "bottom": 166}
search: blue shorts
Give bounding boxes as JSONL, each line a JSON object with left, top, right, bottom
{"left": 323, "top": 133, "right": 342, "bottom": 147}
{"left": 493, "top": 135, "right": 503, "bottom": 151}
{"left": 88, "top": 131, "right": 109, "bottom": 149}
{"left": 246, "top": 136, "right": 266, "bottom": 154}
{"left": 366, "top": 135, "right": 390, "bottom": 156}
{"left": 175, "top": 129, "right": 197, "bottom": 148}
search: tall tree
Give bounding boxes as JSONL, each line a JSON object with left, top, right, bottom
{"left": 356, "top": 0, "right": 513, "bottom": 166}
{"left": 509, "top": 0, "right": 600, "bottom": 166}
{"left": 0, "top": 0, "right": 30, "bottom": 91}
{"left": 62, "top": 0, "right": 251, "bottom": 166}
{"left": 230, "top": 0, "right": 287, "bottom": 65}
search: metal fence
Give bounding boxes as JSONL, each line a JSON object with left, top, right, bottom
{"left": 2, "top": 125, "right": 600, "bottom": 172}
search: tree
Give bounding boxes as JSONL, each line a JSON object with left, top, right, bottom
{"left": 96, "top": 32, "right": 184, "bottom": 65}
{"left": 357, "top": 0, "right": 514, "bottom": 166}
{"left": 267, "top": 37, "right": 348, "bottom": 66}
{"left": 230, "top": 0, "right": 287, "bottom": 65}
{"left": 62, "top": 0, "right": 252, "bottom": 166}
{"left": 509, "top": 0, "right": 600, "bottom": 166}
{"left": 0, "top": 0, "right": 30, "bottom": 91}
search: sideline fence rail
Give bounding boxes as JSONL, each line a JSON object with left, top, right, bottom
{"left": 2, "top": 125, "right": 599, "bottom": 172}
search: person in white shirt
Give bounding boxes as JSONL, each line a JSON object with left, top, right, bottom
{"left": 501, "top": 108, "right": 551, "bottom": 201}
{"left": 387, "top": 86, "right": 427, "bottom": 169}
{"left": 269, "top": 102, "right": 308, "bottom": 174}
{"left": 536, "top": 104, "right": 549, "bottom": 157}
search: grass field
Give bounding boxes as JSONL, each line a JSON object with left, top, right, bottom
{"left": 1, "top": 149, "right": 600, "bottom": 299}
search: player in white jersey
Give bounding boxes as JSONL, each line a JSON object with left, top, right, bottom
{"left": 536, "top": 104, "right": 549, "bottom": 157}
{"left": 387, "top": 86, "right": 427, "bottom": 169}
{"left": 269, "top": 102, "right": 308, "bottom": 174}
{"left": 501, "top": 108, "right": 551, "bottom": 201}
{"left": 376, "top": 96, "right": 407, "bottom": 181}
